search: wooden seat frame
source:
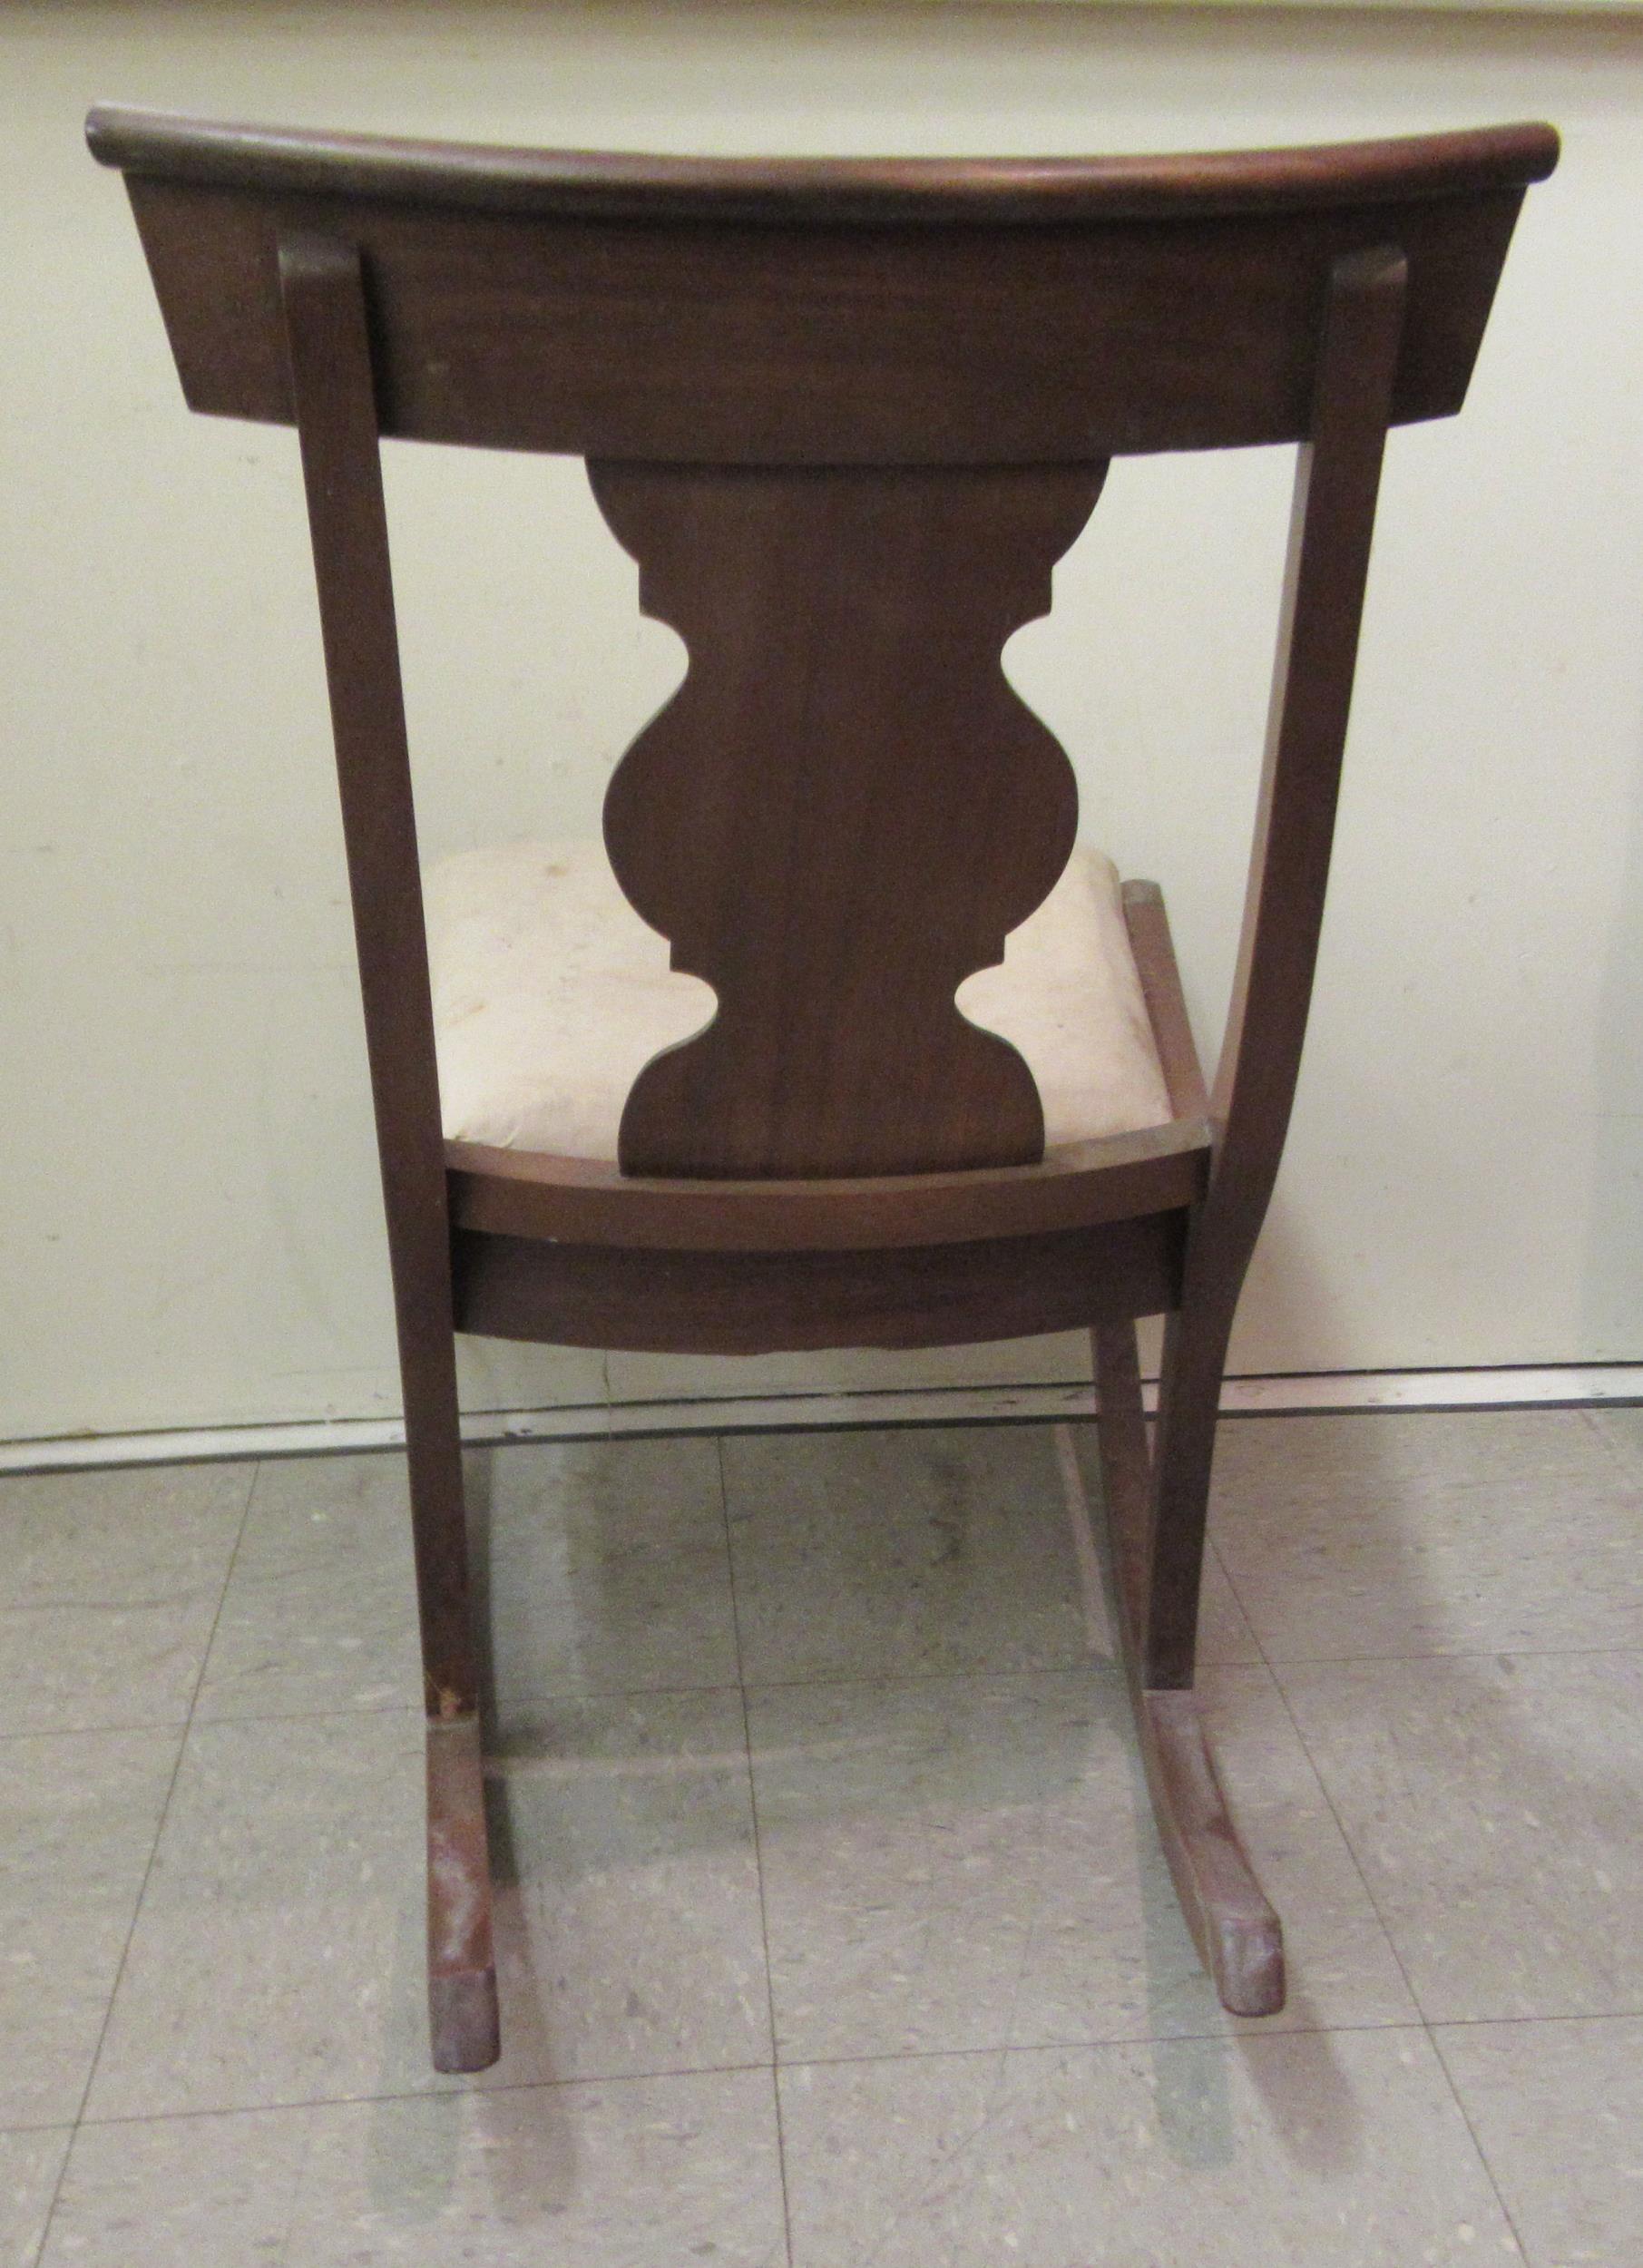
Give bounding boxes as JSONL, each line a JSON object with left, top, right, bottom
{"left": 91, "top": 105, "right": 1557, "bottom": 2070}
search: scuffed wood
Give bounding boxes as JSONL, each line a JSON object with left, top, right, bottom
{"left": 425, "top": 1717, "right": 500, "bottom": 2073}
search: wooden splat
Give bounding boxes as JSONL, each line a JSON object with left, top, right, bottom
{"left": 592, "top": 461, "right": 1106, "bottom": 1178}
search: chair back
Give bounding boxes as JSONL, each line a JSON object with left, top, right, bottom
{"left": 89, "top": 109, "right": 1557, "bottom": 1180}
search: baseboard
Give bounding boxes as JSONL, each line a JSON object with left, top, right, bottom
{"left": 3, "top": 1364, "right": 1641, "bottom": 1476}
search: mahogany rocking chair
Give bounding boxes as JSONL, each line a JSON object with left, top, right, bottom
{"left": 90, "top": 105, "right": 1557, "bottom": 2072}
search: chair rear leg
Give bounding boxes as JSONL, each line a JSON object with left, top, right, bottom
{"left": 425, "top": 1714, "right": 499, "bottom": 2069}
{"left": 1092, "top": 1316, "right": 1285, "bottom": 2017}
{"left": 403, "top": 1349, "right": 501, "bottom": 2072}
{"left": 1146, "top": 1305, "right": 1228, "bottom": 1692}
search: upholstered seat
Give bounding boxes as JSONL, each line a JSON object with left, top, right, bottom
{"left": 426, "top": 839, "right": 1173, "bottom": 1160}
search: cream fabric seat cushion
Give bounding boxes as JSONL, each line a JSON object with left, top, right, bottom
{"left": 426, "top": 840, "right": 1172, "bottom": 1161}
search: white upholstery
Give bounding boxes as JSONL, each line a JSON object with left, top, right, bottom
{"left": 426, "top": 840, "right": 1172, "bottom": 1161}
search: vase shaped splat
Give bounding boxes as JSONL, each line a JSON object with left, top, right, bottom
{"left": 591, "top": 460, "right": 1106, "bottom": 1178}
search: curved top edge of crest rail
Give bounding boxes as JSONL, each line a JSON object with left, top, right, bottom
{"left": 84, "top": 107, "right": 1560, "bottom": 228}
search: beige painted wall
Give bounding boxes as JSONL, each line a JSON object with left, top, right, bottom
{"left": 3, "top": 1, "right": 1641, "bottom": 1440}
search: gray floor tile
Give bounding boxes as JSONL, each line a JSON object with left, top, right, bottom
{"left": 44, "top": 2070, "right": 787, "bottom": 2266}
{"left": 87, "top": 1694, "right": 768, "bottom": 2119}
{"left": 1585, "top": 1401, "right": 1643, "bottom": 1486}
{"left": 724, "top": 1426, "right": 1089, "bottom": 1683}
{"left": 1282, "top": 1651, "right": 1643, "bottom": 2022}
{"left": 0, "top": 1464, "right": 252, "bottom": 1735}
{"left": 1211, "top": 1411, "right": 1643, "bottom": 1660}
{"left": 477, "top": 1438, "right": 738, "bottom": 1719}
{"left": 748, "top": 1662, "right": 1413, "bottom": 2061}
{"left": 1062, "top": 1420, "right": 1265, "bottom": 1666}
{"left": 194, "top": 1453, "right": 420, "bottom": 1722}
{"left": 0, "top": 2128, "right": 70, "bottom": 2268}
{"left": 1435, "top": 2013, "right": 1643, "bottom": 2268}
{"left": 195, "top": 1438, "right": 738, "bottom": 1727}
{"left": 15, "top": 1413, "right": 1638, "bottom": 2263}
{"left": 779, "top": 2028, "right": 1514, "bottom": 2268}
{"left": 484, "top": 1690, "right": 770, "bottom": 2080}
{"left": 84, "top": 1708, "right": 431, "bottom": 2121}
{"left": 0, "top": 1729, "right": 181, "bottom": 2128}
{"left": 44, "top": 2106, "right": 313, "bottom": 2267}
{"left": 1199, "top": 1544, "right": 1267, "bottom": 1665}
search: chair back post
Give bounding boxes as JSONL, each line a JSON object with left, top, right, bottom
{"left": 1215, "top": 242, "right": 1409, "bottom": 1279}
{"left": 84, "top": 107, "right": 1554, "bottom": 1270}
{"left": 278, "top": 231, "right": 476, "bottom": 1721}
{"left": 1143, "top": 242, "right": 1409, "bottom": 1690}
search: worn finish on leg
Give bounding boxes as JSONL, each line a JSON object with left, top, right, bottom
{"left": 425, "top": 1716, "right": 500, "bottom": 2072}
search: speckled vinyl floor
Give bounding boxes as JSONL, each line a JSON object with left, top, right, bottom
{"left": 1, "top": 1409, "right": 1639, "bottom": 2265}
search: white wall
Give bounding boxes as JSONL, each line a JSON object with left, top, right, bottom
{"left": 3, "top": 1, "right": 1641, "bottom": 1442}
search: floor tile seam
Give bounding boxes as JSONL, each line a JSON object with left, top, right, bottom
{"left": 718, "top": 1438, "right": 797, "bottom": 2268}
{"left": 31, "top": 1724, "right": 186, "bottom": 2244}
{"left": 774, "top": 2015, "right": 1448, "bottom": 2076}
{"left": 1198, "top": 1530, "right": 1269, "bottom": 1668}
{"left": 1192, "top": 1518, "right": 1414, "bottom": 2029}
{"left": 1577, "top": 1400, "right": 1643, "bottom": 1486}
{"left": 0, "top": 1587, "right": 234, "bottom": 1618}
{"left": 1237, "top": 1642, "right": 1643, "bottom": 1668}
{"left": 0, "top": 1464, "right": 264, "bottom": 1766}
{"left": 1257, "top": 1628, "right": 1434, "bottom": 2037}
{"left": 770, "top": 2016, "right": 1438, "bottom": 2081}
{"left": 69, "top": 2057, "right": 786, "bottom": 2132}
{"left": 0, "top": 1716, "right": 194, "bottom": 1745}
{"left": 189, "top": 1696, "right": 432, "bottom": 1728}
{"left": 492, "top": 1676, "right": 747, "bottom": 1706}
{"left": 272, "top": 2099, "right": 317, "bottom": 2268}
{"left": 183, "top": 1458, "right": 264, "bottom": 1723}
{"left": 1424, "top": 2022, "right": 1535, "bottom": 2265}
{"left": 57, "top": 1456, "right": 263, "bottom": 2162}
{"left": 750, "top": 1706, "right": 797, "bottom": 2268}
{"left": 190, "top": 1678, "right": 751, "bottom": 1730}
{"left": 193, "top": 1676, "right": 763, "bottom": 1730}
{"left": 1254, "top": 1636, "right": 1535, "bottom": 2260}
{"left": 1424, "top": 2004, "right": 1643, "bottom": 2032}
{"left": 17, "top": 2135, "right": 68, "bottom": 2268}
{"left": 24, "top": 1641, "right": 1637, "bottom": 1747}
{"left": 1193, "top": 1530, "right": 1470, "bottom": 2146}
{"left": 738, "top": 1661, "right": 1130, "bottom": 1703}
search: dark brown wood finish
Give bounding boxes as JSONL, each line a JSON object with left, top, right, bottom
{"left": 595, "top": 460, "right": 1100, "bottom": 1176}
{"left": 93, "top": 108, "right": 1555, "bottom": 2068}
{"left": 1122, "top": 881, "right": 1211, "bottom": 1122}
{"left": 92, "top": 112, "right": 1554, "bottom": 464}
{"left": 453, "top": 1214, "right": 1186, "bottom": 1356}
{"left": 1146, "top": 244, "right": 1410, "bottom": 1694}
{"left": 83, "top": 109, "right": 1561, "bottom": 220}
{"left": 446, "top": 1120, "right": 1208, "bottom": 1250}
{"left": 278, "top": 234, "right": 496, "bottom": 2074}
{"left": 1090, "top": 1320, "right": 1283, "bottom": 2014}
